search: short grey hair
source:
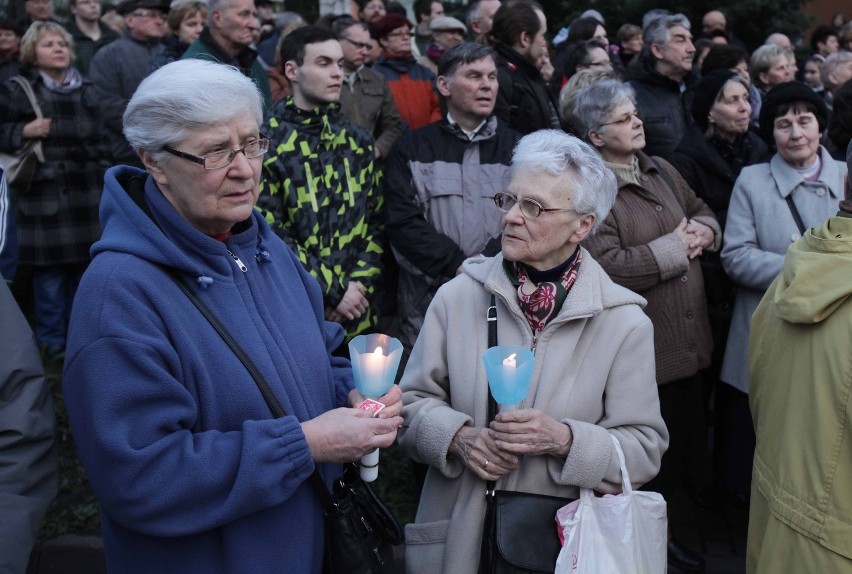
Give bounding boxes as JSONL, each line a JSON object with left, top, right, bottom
{"left": 123, "top": 59, "right": 263, "bottom": 163}
{"left": 822, "top": 51, "right": 852, "bottom": 90}
{"left": 558, "top": 68, "right": 617, "bottom": 128}
{"left": 511, "top": 130, "right": 617, "bottom": 232}
{"left": 206, "top": 0, "right": 237, "bottom": 28}
{"left": 749, "top": 44, "right": 793, "bottom": 88}
{"left": 571, "top": 79, "right": 636, "bottom": 142}
{"left": 643, "top": 13, "right": 690, "bottom": 52}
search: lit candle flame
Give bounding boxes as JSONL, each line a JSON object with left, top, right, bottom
{"left": 502, "top": 353, "right": 517, "bottom": 368}
{"left": 373, "top": 347, "right": 383, "bottom": 356}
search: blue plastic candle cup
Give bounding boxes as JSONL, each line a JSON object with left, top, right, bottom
{"left": 482, "top": 345, "right": 534, "bottom": 409}
{"left": 349, "top": 333, "right": 403, "bottom": 399}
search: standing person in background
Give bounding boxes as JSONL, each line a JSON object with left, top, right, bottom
{"left": 412, "top": 0, "right": 443, "bottom": 55}
{"left": 149, "top": 0, "right": 206, "bottom": 70}
{"left": 466, "top": 0, "right": 500, "bottom": 43}
{"left": 0, "top": 20, "right": 22, "bottom": 83}
{"left": 383, "top": 42, "right": 517, "bottom": 352}
{"left": 416, "top": 15, "right": 465, "bottom": 74}
{"left": 616, "top": 23, "right": 643, "bottom": 70}
{"left": 0, "top": 22, "right": 106, "bottom": 360}
{"left": 489, "top": 0, "right": 560, "bottom": 134}
{"left": 746, "top": 142, "right": 852, "bottom": 574}
{"left": 810, "top": 25, "right": 839, "bottom": 62}
{"left": 333, "top": 16, "right": 403, "bottom": 161}
{"left": 258, "top": 27, "right": 384, "bottom": 339}
{"left": 0, "top": 170, "right": 17, "bottom": 281}
{"left": 17, "top": 0, "right": 55, "bottom": 31}
{"left": 670, "top": 70, "right": 770, "bottom": 507}
{"left": 576, "top": 79, "right": 720, "bottom": 574}
{"left": 0, "top": 279, "right": 57, "bottom": 574}
{"left": 719, "top": 83, "right": 846, "bottom": 510}
{"left": 372, "top": 13, "right": 440, "bottom": 131}
{"left": 628, "top": 13, "right": 697, "bottom": 161}
{"left": 89, "top": 0, "right": 168, "bottom": 167}
{"left": 65, "top": 0, "right": 119, "bottom": 75}
{"left": 357, "top": 0, "right": 386, "bottom": 26}
{"left": 182, "top": 0, "right": 271, "bottom": 111}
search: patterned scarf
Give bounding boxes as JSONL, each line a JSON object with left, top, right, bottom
{"left": 503, "top": 249, "right": 583, "bottom": 336}
{"left": 39, "top": 67, "right": 83, "bottom": 94}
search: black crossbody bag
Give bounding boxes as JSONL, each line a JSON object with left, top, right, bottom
{"left": 479, "top": 295, "right": 575, "bottom": 574}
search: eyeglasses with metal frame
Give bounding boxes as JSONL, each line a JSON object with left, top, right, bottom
{"left": 493, "top": 192, "right": 574, "bottom": 219}
{"left": 162, "top": 138, "right": 270, "bottom": 170}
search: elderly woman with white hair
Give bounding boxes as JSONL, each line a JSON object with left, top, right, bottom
{"left": 398, "top": 129, "right": 668, "bottom": 573}
{"left": 574, "top": 78, "right": 721, "bottom": 572}
{"left": 61, "top": 59, "right": 403, "bottom": 574}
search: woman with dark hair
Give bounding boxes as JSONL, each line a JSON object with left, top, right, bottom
{"left": 719, "top": 83, "right": 846, "bottom": 507}
{"left": 701, "top": 43, "right": 762, "bottom": 127}
{"left": 489, "top": 0, "right": 560, "bottom": 134}
{"left": 670, "top": 70, "right": 769, "bottom": 505}
{"left": 551, "top": 16, "right": 612, "bottom": 89}
{"left": 0, "top": 19, "right": 22, "bottom": 83}
{"left": 0, "top": 21, "right": 105, "bottom": 360}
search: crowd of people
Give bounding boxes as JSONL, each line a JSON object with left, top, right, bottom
{"left": 1, "top": 0, "right": 851, "bottom": 573}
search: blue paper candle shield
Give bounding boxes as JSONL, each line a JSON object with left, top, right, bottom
{"left": 482, "top": 345, "right": 535, "bottom": 406}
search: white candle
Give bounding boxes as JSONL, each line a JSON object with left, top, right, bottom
{"left": 502, "top": 353, "right": 517, "bottom": 368}
{"left": 362, "top": 346, "right": 386, "bottom": 389}
{"left": 501, "top": 353, "right": 519, "bottom": 410}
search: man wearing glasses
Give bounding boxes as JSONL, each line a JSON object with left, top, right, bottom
{"left": 89, "top": 0, "right": 168, "bottom": 167}
{"left": 257, "top": 27, "right": 384, "bottom": 339}
{"left": 332, "top": 17, "right": 402, "bottom": 161}
{"left": 371, "top": 13, "right": 440, "bottom": 131}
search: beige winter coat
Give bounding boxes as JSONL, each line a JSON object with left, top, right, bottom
{"left": 398, "top": 251, "right": 669, "bottom": 573}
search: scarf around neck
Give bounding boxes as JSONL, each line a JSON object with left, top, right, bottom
{"left": 39, "top": 67, "right": 82, "bottom": 93}
{"left": 503, "top": 248, "right": 583, "bottom": 336}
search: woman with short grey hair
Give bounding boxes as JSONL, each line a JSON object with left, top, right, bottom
{"left": 62, "top": 59, "right": 404, "bottom": 573}
{"left": 399, "top": 129, "right": 666, "bottom": 573}
{"left": 749, "top": 44, "right": 795, "bottom": 93}
{"left": 576, "top": 78, "right": 721, "bottom": 572}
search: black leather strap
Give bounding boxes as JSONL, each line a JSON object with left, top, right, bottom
{"left": 486, "top": 294, "right": 498, "bottom": 494}
{"left": 785, "top": 194, "right": 807, "bottom": 235}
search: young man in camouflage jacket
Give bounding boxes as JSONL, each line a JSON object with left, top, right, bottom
{"left": 257, "top": 26, "right": 383, "bottom": 338}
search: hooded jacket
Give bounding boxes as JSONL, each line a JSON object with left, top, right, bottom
{"left": 398, "top": 252, "right": 668, "bottom": 573}
{"left": 258, "top": 98, "right": 383, "bottom": 337}
{"left": 493, "top": 43, "right": 561, "bottom": 135}
{"left": 62, "top": 166, "right": 353, "bottom": 574}
{"left": 747, "top": 214, "right": 852, "bottom": 573}
{"left": 371, "top": 54, "right": 441, "bottom": 131}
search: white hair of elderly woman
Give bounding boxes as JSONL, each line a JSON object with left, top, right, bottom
{"left": 123, "top": 59, "right": 264, "bottom": 164}
{"left": 511, "top": 129, "right": 617, "bottom": 232}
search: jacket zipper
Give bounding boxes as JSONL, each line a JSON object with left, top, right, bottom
{"left": 228, "top": 250, "right": 248, "bottom": 273}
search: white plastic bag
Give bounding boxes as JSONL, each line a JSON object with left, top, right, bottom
{"left": 555, "top": 434, "right": 667, "bottom": 574}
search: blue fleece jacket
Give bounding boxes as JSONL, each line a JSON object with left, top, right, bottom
{"left": 63, "top": 166, "right": 354, "bottom": 573}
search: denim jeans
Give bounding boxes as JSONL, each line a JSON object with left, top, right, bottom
{"left": 32, "top": 264, "right": 85, "bottom": 348}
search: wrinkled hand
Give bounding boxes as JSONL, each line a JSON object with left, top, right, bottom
{"left": 449, "top": 425, "right": 519, "bottom": 480}
{"left": 333, "top": 281, "right": 368, "bottom": 322}
{"left": 685, "top": 219, "right": 715, "bottom": 258}
{"left": 301, "top": 407, "right": 403, "bottom": 463}
{"left": 489, "top": 409, "right": 573, "bottom": 458}
{"left": 348, "top": 384, "right": 403, "bottom": 419}
{"left": 22, "top": 117, "right": 51, "bottom": 139}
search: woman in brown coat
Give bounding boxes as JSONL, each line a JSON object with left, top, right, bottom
{"left": 574, "top": 78, "right": 720, "bottom": 574}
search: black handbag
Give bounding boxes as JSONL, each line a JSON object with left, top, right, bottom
{"left": 163, "top": 265, "right": 403, "bottom": 574}
{"left": 479, "top": 295, "right": 574, "bottom": 574}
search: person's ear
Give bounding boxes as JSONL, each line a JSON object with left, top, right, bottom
{"left": 211, "top": 9, "right": 222, "bottom": 29}
{"left": 436, "top": 75, "right": 451, "bottom": 97}
{"left": 283, "top": 60, "right": 299, "bottom": 83}
{"left": 587, "top": 128, "right": 606, "bottom": 148}
{"left": 518, "top": 30, "right": 531, "bottom": 50}
{"left": 571, "top": 213, "right": 597, "bottom": 243}
{"left": 138, "top": 149, "right": 169, "bottom": 188}
{"left": 758, "top": 71, "right": 769, "bottom": 87}
{"left": 649, "top": 43, "right": 664, "bottom": 61}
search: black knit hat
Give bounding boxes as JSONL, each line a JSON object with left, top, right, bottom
{"left": 759, "top": 81, "right": 828, "bottom": 142}
{"left": 691, "top": 70, "right": 738, "bottom": 131}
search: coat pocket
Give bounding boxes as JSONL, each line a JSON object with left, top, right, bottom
{"left": 404, "top": 519, "right": 449, "bottom": 574}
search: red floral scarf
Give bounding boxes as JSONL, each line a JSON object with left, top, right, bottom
{"left": 503, "top": 250, "right": 583, "bottom": 336}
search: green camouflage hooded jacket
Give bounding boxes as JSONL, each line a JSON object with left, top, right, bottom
{"left": 257, "top": 98, "right": 383, "bottom": 336}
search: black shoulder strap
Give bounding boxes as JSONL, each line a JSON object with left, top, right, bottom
{"left": 785, "top": 194, "right": 807, "bottom": 235}
{"left": 486, "top": 294, "right": 498, "bottom": 493}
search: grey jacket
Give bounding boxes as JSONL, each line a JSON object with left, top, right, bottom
{"left": 88, "top": 33, "right": 163, "bottom": 166}
{"left": 0, "top": 281, "right": 57, "bottom": 573}
{"left": 720, "top": 146, "right": 847, "bottom": 392}
{"left": 398, "top": 252, "right": 667, "bottom": 573}
{"left": 383, "top": 116, "right": 517, "bottom": 349}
